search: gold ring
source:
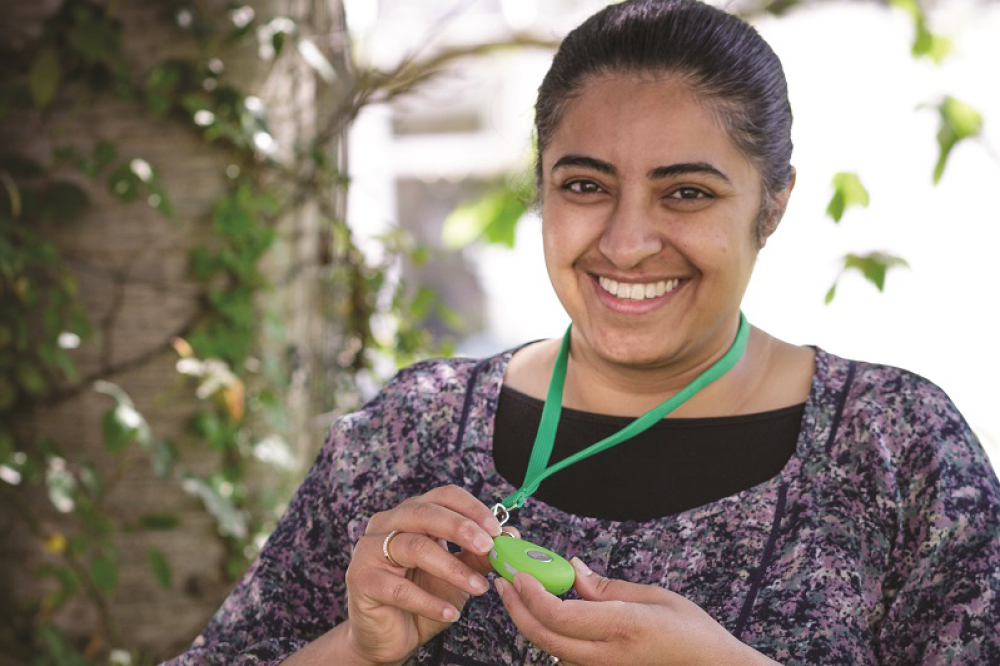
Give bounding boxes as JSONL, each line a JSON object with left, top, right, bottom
{"left": 382, "top": 530, "right": 404, "bottom": 568}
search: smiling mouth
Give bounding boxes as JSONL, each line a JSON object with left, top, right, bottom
{"left": 597, "top": 276, "right": 683, "bottom": 301}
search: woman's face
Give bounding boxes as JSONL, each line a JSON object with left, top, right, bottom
{"left": 540, "top": 74, "right": 767, "bottom": 372}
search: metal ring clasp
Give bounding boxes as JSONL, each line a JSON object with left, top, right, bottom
{"left": 491, "top": 503, "right": 510, "bottom": 527}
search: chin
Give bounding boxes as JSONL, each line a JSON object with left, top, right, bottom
{"left": 585, "top": 330, "right": 680, "bottom": 369}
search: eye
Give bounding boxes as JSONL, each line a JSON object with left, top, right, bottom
{"left": 562, "top": 179, "right": 604, "bottom": 195}
{"left": 668, "top": 186, "right": 712, "bottom": 200}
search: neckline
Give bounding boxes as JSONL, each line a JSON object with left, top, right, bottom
{"left": 464, "top": 346, "right": 834, "bottom": 526}
{"left": 500, "top": 383, "right": 806, "bottom": 427}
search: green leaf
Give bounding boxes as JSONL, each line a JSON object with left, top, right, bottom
{"left": 841, "top": 251, "right": 909, "bottom": 292}
{"left": 29, "top": 47, "right": 61, "bottom": 109}
{"left": 151, "top": 438, "right": 177, "bottom": 478}
{"left": 16, "top": 362, "right": 47, "bottom": 396}
{"left": 107, "top": 164, "right": 140, "bottom": 202}
{"left": 442, "top": 186, "right": 529, "bottom": 249}
{"left": 90, "top": 555, "right": 118, "bottom": 594}
{"left": 824, "top": 282, "right": 837, "bottom": 305}
{"left": 146, "top": 547, "right": 173, "bottom": 588}
{"left": 825, "top": 172, "right": 869, "bottom": 223}
{"left": 42, "top": 181, "right": 90, "bottom": 222}
{"left": 934, "top": 97, "right": 982, "bottom": 184}
{"left": 94, "top": 140, "right": 118, "bottom": 168}
{"left": 66, "top": 12, "right": 121, "bottom": 64}
{"left": 138, "top": 512, "right": 180, "bottom": 530}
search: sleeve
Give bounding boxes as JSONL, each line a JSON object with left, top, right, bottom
{"left": 874, "top": 378, "right": 1000, "bottom": 666}
{"left": 157, "top": 357, "right": 474, "bottom": 666}
{"left": 159, "top": 420, "right": 355, "bottom": 666}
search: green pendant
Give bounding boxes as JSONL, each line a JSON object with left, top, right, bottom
{"left": 489, "top": 534, "right": 575, "bottom": 595}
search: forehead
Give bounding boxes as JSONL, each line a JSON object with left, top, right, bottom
{"left": 543, "top": 74, "right": 756, "bottom": 182}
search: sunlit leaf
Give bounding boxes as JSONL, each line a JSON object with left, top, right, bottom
{"left": 442, "top": 185, "right": 530, "bottom": 249}
{"left": 42, "top": 532, "right": 67, "bottom": 554}
{"left": 45, "top": 457, "right": 76, "bottom": 513}
{"left": 934, "top": 96, "right": 982, "bottom": 184}
{"left": 825, "top": 172, "right": 869, "bottom": 223}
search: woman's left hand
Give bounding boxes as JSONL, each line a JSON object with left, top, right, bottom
{"left": 495, "top": 558, "right": 779, "bottom": 666}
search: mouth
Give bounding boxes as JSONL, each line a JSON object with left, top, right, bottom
{"left": 596, "top": 276, "right": 684, "bottom": 302}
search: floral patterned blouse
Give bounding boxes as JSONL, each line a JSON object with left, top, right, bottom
{"left": 162, "top": 347, "right": 1000, "bottom": 666}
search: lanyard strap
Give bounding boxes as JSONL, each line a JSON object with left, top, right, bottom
{"left": 500, "top": 312, "right": 750, "bottom": 511}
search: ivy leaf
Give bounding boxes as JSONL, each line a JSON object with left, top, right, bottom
{"left": 825, "top": 172, "right": 869, "bottom": 223}
{"left": 933, "top": 96, "right": 982, "bottom": 184}
{"left": 66, "top": 11, "right": 121, "bottom": 65}
{"left": 41, "top": 181, "right": 90, "bottom": 222}
{"left": 29, "top": 47, "right": 61, "bottom": 109}
{"left": 825, "top": 251, "right": 909, "bottom": 303}
{"left": 107, "top": 164, "right": 141, "bottom": 202}
{"left": 146, "top": 547, "right": 173, "bottom": 589}
{"left": 138, "top": 513, "right": 180, "bottom": 530}
{"left": 94, "top": 381, "right": 151, "bottom": 452}
{"left": 90, "top": 555, "right": 118, "bottom": 594}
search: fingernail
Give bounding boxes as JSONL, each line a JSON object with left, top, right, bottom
{"left": 470, "top": 574, "right": 489, "bottom": 594}
{"left": 473, "top": 532, "right": 494, "bottom": 553}
{"left": 513, "top": 574, "right": 523, "bottom": 594}
{"left": 570, "top": 557, "right": 593, "bottom": 576}
{"left": 494, "top": 578, "right": 505, "bottom": 598}
{"left": 443, "top": 606, "right": 460, "bottom": 622}
{"left": 483, "top": 516, "right": 502, "bottom": 536}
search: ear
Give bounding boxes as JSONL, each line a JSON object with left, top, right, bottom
{"left": 758, "top": 167, "right": 796, "bottom": 249}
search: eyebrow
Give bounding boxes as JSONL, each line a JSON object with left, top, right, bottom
{"left": 551, "top": 154, "right": 731, "bottom": 183}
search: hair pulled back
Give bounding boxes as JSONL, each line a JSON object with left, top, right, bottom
{"left": 535, "top": 0, "right": 793, "bottom": 245}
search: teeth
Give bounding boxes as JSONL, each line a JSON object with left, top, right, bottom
{"left": 598, "top": 277, "right": 681, "bottom": 301}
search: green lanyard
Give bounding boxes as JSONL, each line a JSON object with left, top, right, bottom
{"left": 495, "top": 312, "right": 750, "bottom": 520}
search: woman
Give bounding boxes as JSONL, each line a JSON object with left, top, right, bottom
{"left": 163, "top": 1, "right": 1000, "bottom": 665}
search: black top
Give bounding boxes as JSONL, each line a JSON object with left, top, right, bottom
{"left": 492, "top": 385, "right": 804, "bottom": 522}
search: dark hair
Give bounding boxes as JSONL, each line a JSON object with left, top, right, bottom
{"left": 535, "top": 0, "right": 793, "bottom": 246}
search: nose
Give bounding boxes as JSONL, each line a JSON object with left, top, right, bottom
{"left": 597, "top": 192, "right": 663, "bottom": 270}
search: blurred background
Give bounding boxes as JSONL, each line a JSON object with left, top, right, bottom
{"left": 1, "top": 0, "right": 997, "bottom": 663}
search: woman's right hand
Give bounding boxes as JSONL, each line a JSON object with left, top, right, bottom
{"left": 340, "top": 485, "right": 507, "bottom": 665}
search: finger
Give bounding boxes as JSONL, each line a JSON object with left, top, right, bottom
{"left": 459, "top": 526, "right": 523, "bottom": 575}
{"left": 511, "top": 571, "right": 635, "bottom": 642}
{"left": 412, "top": 484, "right": 503, "bottom": 537}
{"left": 570, "top": 558, "right": 672, "bottom": 605}
{"left": 355, "top": 567, "right": 462, "bottom": 624}
{"left": 362, "top": 532, "right": 489, "bottom": 597}
{"left": 495, "top": 577, "right": 598, "bottom": 665}
{"left": 367, "top": 486, "right": 500, "bottom": 555}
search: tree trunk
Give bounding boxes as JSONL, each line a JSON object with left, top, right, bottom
{"left": 0, "top": 0, "right": 350, "bottom": 661}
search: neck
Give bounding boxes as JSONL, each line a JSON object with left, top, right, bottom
{"left": 561, "top": 325, "right": 771, "bottom": 418}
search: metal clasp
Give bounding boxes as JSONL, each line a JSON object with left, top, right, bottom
{"left": 491, "top": 503, "right": 510, "bottom": 527}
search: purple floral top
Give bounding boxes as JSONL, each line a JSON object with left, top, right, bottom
{"left": 163, "top": 348, "right": 1000, "bottom": 666}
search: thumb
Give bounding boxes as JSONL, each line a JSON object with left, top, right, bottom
{"left": 570, "top": 557, "right": 671, "bottom": 604}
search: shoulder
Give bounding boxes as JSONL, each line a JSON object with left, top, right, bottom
{"left": 816, "top": 350, "right": 997, "bottom": 498}
{"left": 823, "top": 351, "right": 971, "bottom": 444}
